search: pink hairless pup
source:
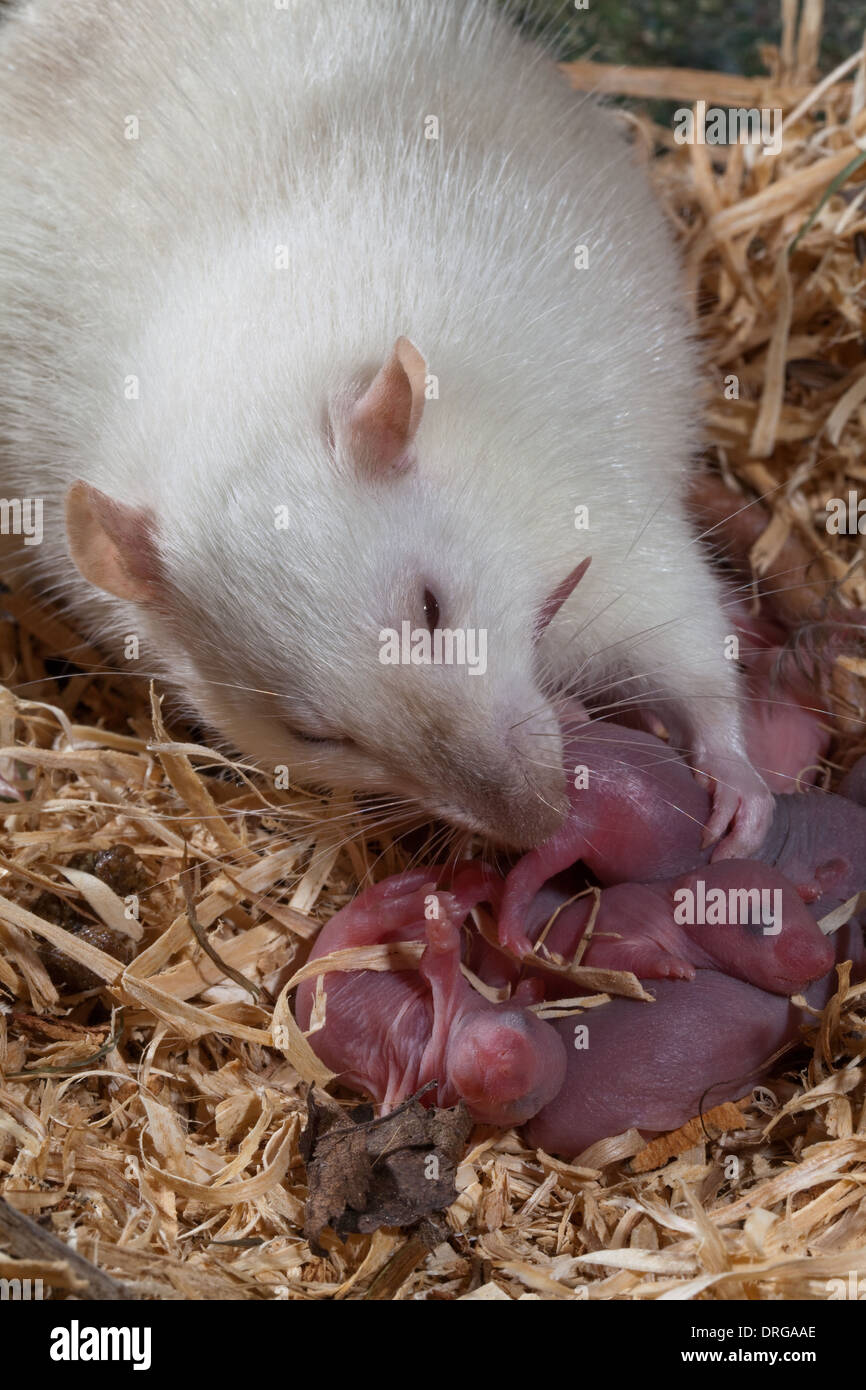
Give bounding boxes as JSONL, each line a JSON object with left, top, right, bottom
{"left": 496, "top": 713, "right": 866, "bottom": 959}
{"left": 295, "top": 866, "right": 567, "bottom": 1127}
{"left": 512, "top": 859, "right": 834, "bottom": 994}
{"left": 294, "top": 845, "right": 843, "bottom": 1149}
{"left": 524, "top": 923, "right": 864, "bottom": 1156}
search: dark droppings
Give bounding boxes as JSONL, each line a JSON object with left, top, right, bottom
{"left": 73, "top": 844, "right": 152, "bottom": 898}
{"left": 35, "top": 845, "right": 150, "bottom": 993}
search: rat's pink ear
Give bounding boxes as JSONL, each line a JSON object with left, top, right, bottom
{"left": 65, "top": 480, "right": 164, "bottom": 604}
{"left": 348, "top": 335, "right": 427, "bottom": 473}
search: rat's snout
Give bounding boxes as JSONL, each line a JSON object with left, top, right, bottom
{"left": 446, "top": 1008, "right": 567, "bottom": 1126}
{"left": 498, "top": 695, "right": 569, "bottom": 848}
{"left": 495, "top": 779, "right": 568, "bottom": 850}
{"left": 387, "top": 671, "right": 568, "bottom": 849}
{"left": 435, "top": 706, "right": 568, "bottom": 850}
{"left": 443, "top": 761, "right": 566, "bottom": 849}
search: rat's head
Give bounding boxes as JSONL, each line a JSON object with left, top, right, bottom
{"left": 66, "top": 337, "right": 587, "bottom": 848}
{"left": 445, "top": 1004, "right": 567, "bottom": 1126}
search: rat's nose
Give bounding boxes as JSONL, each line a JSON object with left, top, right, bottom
{"left": 443, "top": 759, "right": 567, "bottom": 849}
{"left": 474, "top": 729, "right": 569, "bottom": 849}
{"left": 428, "top": 775, "right": 567, "bottom": 850}
{"left": 410, "top": 685, "right": 568, "bottom": 848}
{"left": 498, "top": 700, "right": 569, "bottom": 847}
{"left": 486, "top": 786, "right": 568, "bottom": 850}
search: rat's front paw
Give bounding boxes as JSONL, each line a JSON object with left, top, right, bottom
{"left": 695, "top": 751, "right": 773, "bottom": 859}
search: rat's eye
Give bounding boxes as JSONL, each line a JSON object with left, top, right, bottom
{"left": 282, "top": 721, "right": 351, "bottom": 747}
{"left": 423, "top": 587, "right": 440, "bottom": 634}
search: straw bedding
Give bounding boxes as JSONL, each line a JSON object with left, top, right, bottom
{"left": 1, "top": 1, "right": 866, "bottom": 1300}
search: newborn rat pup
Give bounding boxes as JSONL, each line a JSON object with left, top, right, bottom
{"left": 0, "top": 0, "right": 770, "bottom": 853}
{"left": 295, "top": 866, "right": 567, "bottom": 1126}
{"left": 292, "top": 853, "right": 841, "bottom": 1152}
{"left": 525, "top": 922, "right": 865, "bottom": 1157}
{"left": 520, "top": 861, "right": 834, "bottom": 994}
{"left": 498, "top": 717, "right": 866, "bottom": 958}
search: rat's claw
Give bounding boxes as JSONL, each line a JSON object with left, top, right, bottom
{"left": 700, "top": 758, "right": 773, "bottom": 859}
{"left": 497, "top": 918, "right": 536, "bottom": 961}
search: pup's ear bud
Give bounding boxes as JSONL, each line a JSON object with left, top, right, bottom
{"left": 66, "top": 480, "right": 164, "bottom": 604}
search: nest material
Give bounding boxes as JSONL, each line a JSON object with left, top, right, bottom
{"left": 1, "top": 1, "right": 866, "bottom": 1301}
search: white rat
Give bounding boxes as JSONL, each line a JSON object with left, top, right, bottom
{"left": 0, "top": 0, "right": 771, "bottom": 852}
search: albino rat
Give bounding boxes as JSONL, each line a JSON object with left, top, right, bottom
{"left": 0, "top": 0, "right": 770, "bottom": 852}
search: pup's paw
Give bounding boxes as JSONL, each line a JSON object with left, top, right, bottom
{"left": 586, "top": 935, "right": 696, "bottom": 982}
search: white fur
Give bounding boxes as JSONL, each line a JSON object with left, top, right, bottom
{"left": 0, "top": 0, "right": 765, "bottom": 847}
